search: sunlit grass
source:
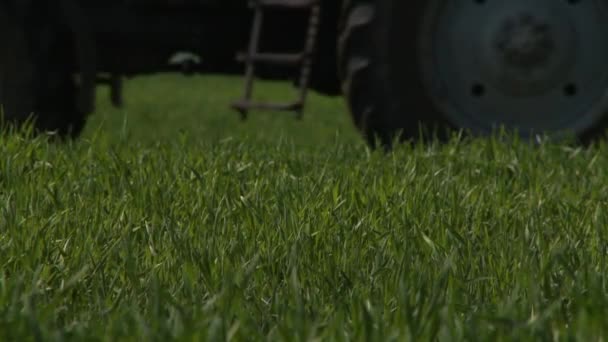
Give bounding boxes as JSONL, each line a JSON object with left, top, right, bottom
{"left": 1, "top": 76, "right": 608, "bottom": 340}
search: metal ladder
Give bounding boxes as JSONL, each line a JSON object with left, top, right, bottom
{"left": 232, "top": 0, "right": 321, "bottom": 120}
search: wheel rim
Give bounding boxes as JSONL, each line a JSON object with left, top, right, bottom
{"left": 418, "top": 0, "right": 608, "bottom": 136}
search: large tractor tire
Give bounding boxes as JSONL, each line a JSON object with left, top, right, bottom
{"left": 0, "top": 3, "right": 86, "bottom": 138}
{"left": 339, "top": 0, "right": 608, "bottom": 147}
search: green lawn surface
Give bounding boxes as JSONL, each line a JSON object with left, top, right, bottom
{"left": 1, "top": 75, "right": 607, "bottom": 341}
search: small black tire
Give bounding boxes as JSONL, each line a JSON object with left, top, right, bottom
{"left": 0, "top": 4, "right": 86, "bottom": 138}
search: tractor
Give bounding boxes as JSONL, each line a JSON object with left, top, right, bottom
{"left": 1, "top": 0, "right": 608, "bottom": 146}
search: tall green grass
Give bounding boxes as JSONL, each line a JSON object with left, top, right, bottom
{"left": 1, "top": 76, "right": 608, "bottom": 340}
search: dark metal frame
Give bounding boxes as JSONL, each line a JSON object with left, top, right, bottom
{"left": 57, "top": 0, "right": 341, "bottom": 115}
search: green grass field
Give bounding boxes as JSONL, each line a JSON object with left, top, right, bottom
{"left": 1, "top": 75, "right": 608, "bottom": 341}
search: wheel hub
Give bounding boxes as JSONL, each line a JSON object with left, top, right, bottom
{"left": 495, "top": 13, "right": 555, "bottom": 70}
{"left": 418, "top": 0, "right": 608, "bottom": 136}
{"left": 480, "top": 7, "right": 577, "bottom": 97}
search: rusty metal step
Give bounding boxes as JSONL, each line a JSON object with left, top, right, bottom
{"left": 252, "top": 0, "right": 319, "bottom": 9}
{"left": 233, "top": 0, "right": 320, "bottom": 120}
{"left": 236, "top": 52, "right": 306, "bottom": 66}
{"left": 232, "top": 100, "right": 303, "bottom": 113}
